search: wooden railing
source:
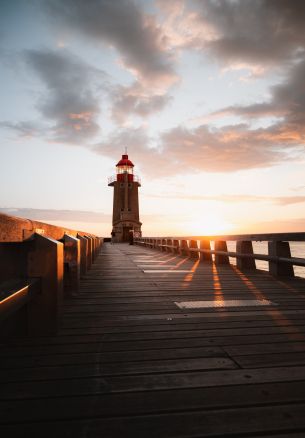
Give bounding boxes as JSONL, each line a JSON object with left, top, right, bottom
{"left": 134, "top": 233, "right": 305, "bottom": 278}
{"left": 0, "top": 213, "right": 103, "bottom": 337}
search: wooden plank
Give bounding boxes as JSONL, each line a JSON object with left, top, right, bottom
{"left": 2, "top": 403, "right": 305, "bottom": 437}
{"left": 1, "top": 380, "right": 305, "bottom": 423}
{"left": 0, "top": 347, "right": 225, "bottom": 379}
{"left": 2, "top": 333, "right": 305, "bottom": 362}
{"left": 1, "top": 356, "right": 237, "bottom": 381}
{"left": 3, "top": 365, "right": 305, "bottom": 400}
{"left": 234, "top": 351, "right": 305, "bottom": 368}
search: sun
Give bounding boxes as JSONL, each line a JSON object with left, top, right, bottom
{"left": 185, "top": 214, "right": 233, "bottom": 236}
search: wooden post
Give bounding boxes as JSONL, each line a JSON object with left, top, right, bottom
{"left": 161, "top": 238, "right": 166, "bottom": 252}
{"left": 236, "top": 240, "right": 256, "bottom": 270}
{"left": 180, "top": 239, "right": 190, "bottom": 257}
{"left": 173, "top": 239, "right": 179, "bottom": 254}
{"left": 158, "top": 239, "right": 163, "bottom": 251}
{"left": 166, "top": 239, "right": 173, "bottom": 253}
{"left": 189, "top": 239, "right": 199, "bottom": 259}
{"left": 77, "top": 234, "right": 88, "bottom": 277}
{"left": 27, "top": 234, "right": 64, "bottom": 335}
{"left": 63, "top": 234, "right": 80, "bottom": 295}
{"left": 94, "top": 237, "right": 98, "bottom": 256}
{"left": 268, "top": 241, "right": 294, "bottom": 277}
{"left": 199, "top": 239, "right": 212, "bottom": 263}
{"left": 91, "top": 236, "right": 96, "bottom": 261}
{"left": 95, "top": 237, "right": 100, "bottom": 256}
{"left": 85, "top": 236, "right": 93, "bottom": 269}
{"left": 214, "top": 240, "right": 230, "bottom": 265}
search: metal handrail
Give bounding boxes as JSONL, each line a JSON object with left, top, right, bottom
{"left": 134, "top": 233, "right": 305, "bottom": 277}
{"left": 135, "top": 233, "right": 305, "bottom": 242}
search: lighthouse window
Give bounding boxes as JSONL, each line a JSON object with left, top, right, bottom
{"left": 120, "top": 183, "right": 124, "bottom": 188}
{"left": 128, "top": 183, "right": 132, "bottom": 188}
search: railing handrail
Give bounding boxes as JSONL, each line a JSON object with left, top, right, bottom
{"left": 134, "top": 233, "right": 305, "bottom": 278}
{"left": 0, "top": 213, "right": 103, "bottom": 336}
{"left": 0, "top": 212, "right": 99, "bottom": 242}
{"left": 0, "top": 278, "right": 41, "bottom": 323}
{"left": 136, "top": 232, "right": 305, "bottom": 242}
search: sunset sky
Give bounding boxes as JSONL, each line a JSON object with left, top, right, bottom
{"left": 1, "top": 0, "right": 305, "bottom": 236}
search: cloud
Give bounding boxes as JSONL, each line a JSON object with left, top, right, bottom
{"left": 0, "top": 207, "right": 111, "bottom": 223}
{"left": 0, "top": 120, "right": 45, "bottom": 139}
{"left": 144, "top": 192, "right": 305, "bottom": 205}
{"left": 212, "top": 59, "right": 305, "bottom": 121}
{"left": 206, "top": 58, "right": 305, "bottom": 161}
{"left": 110, "top": 82, "right": 172, "bottom": 123}
{"left": 291, "top": 185, "right": 305, "bottom": 192}
{"left": 240, "top": 217, "right": 305, "bottom": 234}
{"left": 93, "top": 126, "right": 155, "bottom": 163}
{"left": 163, "top": 0, "right": 305, "bottom": 70}
{"left": 94, "top": 120, "right": 303, "bottom": 176}
{"left": 44, "top": 0, "right": 178, "bottom": 89}
{"left": 158, "top": 123, "right": 302, "bottom": 174}
{"left": 22, "top": 49, "right": 106, "bottom": 144}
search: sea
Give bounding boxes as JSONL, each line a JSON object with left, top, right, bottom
{"left": 224, "top": 241, "right": 305, "bottom": 279}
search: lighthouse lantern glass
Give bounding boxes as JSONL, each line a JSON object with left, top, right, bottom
{"left": 117, "top": 165, "right": 133, "bottom": 174}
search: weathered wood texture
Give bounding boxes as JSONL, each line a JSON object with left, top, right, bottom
{"left": 1, "top": 243, "right": 305, "bottom": 437}
{"left": 0, "top": 215, "right": 102, "bottom": 335}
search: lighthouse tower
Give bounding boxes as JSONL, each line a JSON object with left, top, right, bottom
{"left": 108, "top": 152, "right": 142, "bottom": 242}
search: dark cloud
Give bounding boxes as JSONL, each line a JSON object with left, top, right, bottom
{"left": 157, "top": 123, "right": 302, "bottom": 174}
{"left": 214, "top": 59, "right": 305, "bottom": 119}
{"left": 183, "top": 0, "right": 305, "bottom": 68}
{"left": 94, "top": 127, "right": 154, "bottom": 164}
{"left": 209, "top": 59, "right": 305, "bottom": 149}
{"left": 94, "top": 122, "right": 302, "bottom": 176}
{"left": 24, "top": 49, "right": 106, "bottom": 144}
{"left": 110, "top": 82, "right": 172, "bottom": 123}
{"left": 44, "top": 0, "right": 177, "bottom": 88}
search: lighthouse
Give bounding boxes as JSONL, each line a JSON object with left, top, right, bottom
{"left": 108, "top": 152, "right": 142, "bottom": 242}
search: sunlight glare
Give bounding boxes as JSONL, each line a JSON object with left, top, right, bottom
{"left": 184, "top": 213, "right": 233, "bottom": 236}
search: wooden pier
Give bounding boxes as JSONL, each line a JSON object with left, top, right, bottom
{"left": 2, "top": 230, "right": 305, "bottom": 436}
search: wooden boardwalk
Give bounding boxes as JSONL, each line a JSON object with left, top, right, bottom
{"left": 2, "top": 242, "right": 305, "bottom": 437}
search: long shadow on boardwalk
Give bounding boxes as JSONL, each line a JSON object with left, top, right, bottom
{"left": 1, "top": 243, "right": 305, "bottom": 437}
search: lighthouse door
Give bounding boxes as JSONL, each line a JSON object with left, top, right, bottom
{"left": 123, "top": 226, "right": 132, "bottom": 242}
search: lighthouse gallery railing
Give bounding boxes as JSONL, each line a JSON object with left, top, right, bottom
{"left": 108, "top": 174, "right": 141, "bottom": 185}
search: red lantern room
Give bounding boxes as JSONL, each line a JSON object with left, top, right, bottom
{"left": 116, "top": 154, "right": 134, "bottom": 182}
